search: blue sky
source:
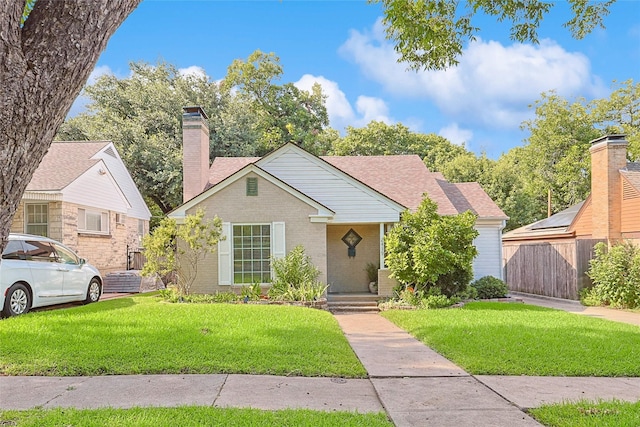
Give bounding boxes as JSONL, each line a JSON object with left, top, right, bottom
{"left": 76, "top": 0, "right": 640, "bottom": 158}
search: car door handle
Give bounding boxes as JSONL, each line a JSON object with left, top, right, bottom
{"left": 57, "top": 268, "right": 69, "bottom": 272}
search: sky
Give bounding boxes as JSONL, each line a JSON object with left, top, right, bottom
{"left": 73, "top": 0, "right": 640, "bottom": 158}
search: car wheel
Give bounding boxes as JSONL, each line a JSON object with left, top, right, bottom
{"left": 85, "top": 278, "right": 101, "bottom": 304}
{"left": 3, "top": 283, "right": 31, "bottom": 317}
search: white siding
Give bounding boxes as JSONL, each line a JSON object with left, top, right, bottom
{"left": 62, "top": 162, "right": 130, "bottom": 213}
{"left": 94, "top": 143, "right": 151, "bottom": 220}
{"left": 258, "top": 147, "right": 402, "bottom": 223}
{"left": 472, "top": 223, "right": 504, "bottom": 280}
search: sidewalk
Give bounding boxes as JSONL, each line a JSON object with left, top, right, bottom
{"left": 1, "top": 312, "right": 639, "bottom": 426}
{"left": 510, "top": 291, "right": 640, "bottom": 327}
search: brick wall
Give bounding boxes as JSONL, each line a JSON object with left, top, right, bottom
{"left": 378, "top": 269, "right": 398, "bottom": 297}
{"left": 185, "top": 171, "right": 327, "bottom": 294}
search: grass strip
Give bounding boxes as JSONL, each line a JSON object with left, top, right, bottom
{"left": 529, "top": 399, "right": 640, "bottom": 427}
{"left": 0, "top": 294, "right": 366, "bottom": 378}
{"left": 382, "top": 302, "right": 640, "bottom": 376}
{"left": 0, "top": 406, "right": 392, "bottom": 427}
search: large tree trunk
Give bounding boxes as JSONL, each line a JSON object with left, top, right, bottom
{"left": 0, "top": 0, "right": 141, "bottom": 253}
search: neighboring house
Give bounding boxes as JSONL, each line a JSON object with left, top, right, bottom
{"left": 503, "top": 134, "right": 640, "bottom": 300}
{"left": 170, "top": 107, "right": 508, "bottom": 296}
{"left": 10, "top": 141, "right": 152, "bottom": 274}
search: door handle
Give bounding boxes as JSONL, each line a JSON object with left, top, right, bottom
{"left": 57, "top": 268, "right": 69, "bottom": 272}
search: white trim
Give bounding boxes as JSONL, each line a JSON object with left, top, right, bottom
{"left": 379, "top": 223, "right": 385, "bottom": 269}
{"left": 22, "top": 192, "right": 63, "bottom": 201}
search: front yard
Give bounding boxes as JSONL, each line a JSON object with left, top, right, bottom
{"left": 0, "top": 407, "right": 392, "bottom": 427}
{"left": 0, "top": 293, "right": 366, "bottom": 378}
{"left": 382, "top": 301, "right": 640, "bottom": 376}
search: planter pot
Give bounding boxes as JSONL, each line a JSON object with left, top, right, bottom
{"left": 369, "top": 282, "right": 378, "bottom": 294}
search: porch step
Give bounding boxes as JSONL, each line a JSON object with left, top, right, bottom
{"left": 327, "top": 293, "right": 381, "bottom": 313}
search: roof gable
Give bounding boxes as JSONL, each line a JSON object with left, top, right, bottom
{"left": 26, "top": 141, "right": 109, "bottom": 191}
{"left": 170, "top": 163, "right": 335, "bottom": 222}
{"left": 256, "top": 144, "right": 405, "bottom": 223}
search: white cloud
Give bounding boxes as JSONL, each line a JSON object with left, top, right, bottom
{"left": 355, "top": 96, "right": 391, "bottom": 124}
{"left": 294, "top": 74, "right": 392, "bottom": 130}
{"left": 339, "top": 20, "right": 607, "bottom": 129}
{"left": 178, "top": 65, "right": 208, "bottom": 79}
{"left": 438, "top": 123, "right": 473, "bottom": 145}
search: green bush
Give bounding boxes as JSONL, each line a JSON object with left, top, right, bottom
{"left": 268, "top": 245, "right": 328, "bottom": 302}
{"left": 158, "top": 288, "right": 240, "bottom": 304}
{"left": 385, "top": 197, "right": 478, "bottom": 297}
{"left": 240, "top": 283, "right": 262, "bottom": 301}
{"left": 585, "top": 241, "right": 640, "bottom": 309}
{"left": 471, "top": 276, "right": 509, "bottom": 299}
{"left": 388, "top": 287, "right": 460, "bottom": 309}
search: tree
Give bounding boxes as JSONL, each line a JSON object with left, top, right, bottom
{"left": 377, "top": 0, "right": 616, "bottom": 70}
{"left": 0, "top": 0, "right": 140, "bottom": 253}
{"left": 58, "top": 54, "right": 331, "bottom": 214}
{"left": 385, "top": 197, "right": 478, "bottom": 297}
{"left": 330, "top": 121, "right": 470, "bottom": 169}
{"left": 222, "top": 50, "right": 329, "bottom": 154}
{"left": 141, "top": 209, "right": 222, "bottom": 296}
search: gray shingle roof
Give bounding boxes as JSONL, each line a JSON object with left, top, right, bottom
{"left": 26, "top": 141, "right": 110, "bottom": 191}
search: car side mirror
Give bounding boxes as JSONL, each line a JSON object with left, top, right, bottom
{"left": 79, "top": 258, "right": 86, "bottom": 266}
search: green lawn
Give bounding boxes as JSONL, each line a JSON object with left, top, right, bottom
{"left": 529, "top": 400, "right": 640, "bottom": 427}
{"left": 382, "top": 302, "right": 640, "bottom": 376}
{"left": 0, "top": 407, "right": 392, "bottom": 427}
{"left": 0, "top": 294, "right": 366, "bottom": 377}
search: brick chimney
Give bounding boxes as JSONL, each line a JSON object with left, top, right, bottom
{"left": 589, "top": 134, "right": 628, "bottom": 242}
{"left": 182, "top": 106, "right": 209, "bottom": 203}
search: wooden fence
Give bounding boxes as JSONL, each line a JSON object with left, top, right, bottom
{"left": 503, "top": 239, "right": 604, "bottom": 300}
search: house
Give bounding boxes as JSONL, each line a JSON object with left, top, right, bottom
{"left": 502, "top": 134, "right": 640, "bottom": 300}
{"left": 170, "top": 107, "right": 508, "bottom": 296}
{"left": 10, "top": 141, "right": 152, "bottom": 274}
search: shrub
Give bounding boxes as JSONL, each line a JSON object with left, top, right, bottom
{"left": 142, "top": 208, "right": 222, "bottom": 296}
{"left": 158, "top": 288, "right": 240, "bottom": 304}
{"left": 471, "top": 276, "right": 509, "bottom": 299}
{"left": 385, "top": 287, "right": 460, "bottom": 309}
{"left": 240, "top": 283, "right": 262, "bottom": 302}
{"left": 585, "top": 241, "right": 640, "bottom": 309}
{"left": 385, "top": 197, "right": 478, "bottom": 297}
{"left": 268, "top": 245, "right": 328, "bottom": 302}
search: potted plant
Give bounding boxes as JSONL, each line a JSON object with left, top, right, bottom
{"left": 365, "top": 262, "right": 379, "bottom": 294}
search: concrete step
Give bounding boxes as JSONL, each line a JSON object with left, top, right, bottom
{"left": 329, "top": 305, "right": 380, "bottom": 313}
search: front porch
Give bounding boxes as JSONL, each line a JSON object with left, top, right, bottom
{"left": 326, "top": 293, "right": 383, "bottom": 313}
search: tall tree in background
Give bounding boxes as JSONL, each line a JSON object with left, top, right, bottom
{"left": 377, "top": 0, "right": 616, "bottom": 70}
{"left": 0, "top": 0, "right": 140, "bottom": 252}
{"left": 330, "top": 121, "right": 470, "bottom": 170}
{"left": 58, "top": 53, "right": 330, "bottom": 214}
{"left": 223, "top": 50, "right": 329, "bottom": 154}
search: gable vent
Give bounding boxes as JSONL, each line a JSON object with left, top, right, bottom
{"left": 246, "top": 177, "right": 258, "bottom": 196}
{"left": 103, "top": 146, "right": 117, "bottom": 158}
{"left": 623, "top": 180, "right": 640, "bottom": 200}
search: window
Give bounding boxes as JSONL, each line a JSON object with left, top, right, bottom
{"left": 25, "top": 203, "right": 48, "bottom": 237}
{"left": 246, "top": 177, "right": 258, "bottom": 196}
{"left": 2, "top": 240, "right": 25, "bottom": 260}
{"left": 232, "top": 224, "right": 271, "bottom": 284}
{"left": 78, "top": 208, "right": 109, "bottom": 234}
{"left": 138, "top": 219, "right": 145, "bottom": 236}
{"left": 52, "top": 243, "right": 79, "bottom": 264}
{"left": 22, "top": 240, "right": 57, "bottom": 262}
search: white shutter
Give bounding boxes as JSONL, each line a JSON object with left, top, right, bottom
{"left": 272, "top": 222, "right": 286, "bottom": 260}
{"left": 218, "top": 222, "right": 232, "bottom": 285}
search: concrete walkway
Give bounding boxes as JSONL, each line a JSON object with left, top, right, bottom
{"left": 1, "top": 309, "right": 639, "bottom": 426}
{"left": 510, "top": 292, "right": 640, "bottom": 327}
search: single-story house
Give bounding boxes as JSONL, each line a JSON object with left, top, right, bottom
{"left": 502, "top": 134, "right": 640, "bottom": 299}
{"left": 171, "top": 107, "right": 508, "bottom": 296}
{"left": 10, "top": 141, "right": 151, "bottom": 274}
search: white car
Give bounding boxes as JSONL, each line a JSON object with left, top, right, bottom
{"left": 1, "top": 233, "right": 102, "bottom": 317}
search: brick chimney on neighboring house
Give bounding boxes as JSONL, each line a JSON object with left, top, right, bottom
{"left": 589, "top": 134, "right": 629, "bottom": 242}
{"left": 182, "top": 106, "right": 210, "bottom": 203}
